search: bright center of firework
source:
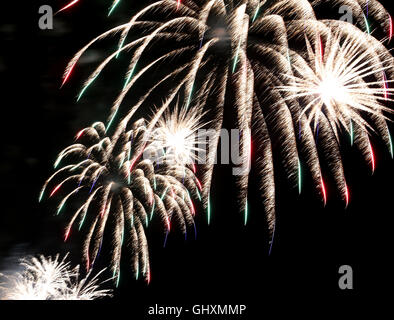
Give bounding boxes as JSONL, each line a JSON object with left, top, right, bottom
{"left": 318, "top": 74, "right": 347, "bottom": 106}
{"left": 167, "top": 130, "right": 189, "bottom": 158}
{"left": 148, "top": 109, "right": 206, "bottom": 166}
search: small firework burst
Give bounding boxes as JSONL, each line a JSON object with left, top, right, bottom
{"left": 0, "top": 254, "right": 111, "bottom": 300}
{"left": 280, "top": 31, "right": 393, "bottom": 135}
{"left": 148, "top": 106, "right": 208, "bottom": 166}
{"left": 41, "top": 116, "right": 202, "bottom": 284}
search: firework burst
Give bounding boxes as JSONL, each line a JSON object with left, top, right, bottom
{"left": 148, "top": 106, "right": 208, "bottom": 166}
{"left": 58, "top": 0, "right": 394, "bottom": 249}
{"left": 279, "top": 30, "right": 394, "bottom": 190}
{"left": 0, "top": 254, "right": 111, "bottom": 300}
{"left": 41, "top": 116, "right": 201, "bottom": 284}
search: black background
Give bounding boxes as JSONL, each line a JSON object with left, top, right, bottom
{"left": 0, "top": 0, "right": 393, "bottom": 315}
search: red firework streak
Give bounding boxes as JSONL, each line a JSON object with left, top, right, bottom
{"left": 57, "top": 0, "right": 80, "bottom": 14}
{"left": 50, "top": 183, "right": 63, "bottom": 197}
{"left": 319, "top": 36, "right": 324, "bottom": 63}
{"left": 61, "top": 64, "right": 76, "bottom": 87}
{"left": 147, "top": 270, "right": 151, "bottom": 284}
{"left": 345, "top": 185, "right": 350, "bottom": 208}
{"left": 64, "top": 227, "right": 71, "bottom": 242}
{"left": 321, "top": 177, "right": 327, "bottom": 206}
{"left": 75, "top": 128, "right": 86, "bottom": 140}
{"left": 369, "top": 141, "right": 376, "bottom": 173}
{"left": 195, "top": 177, "right": 202, "bottom": 191}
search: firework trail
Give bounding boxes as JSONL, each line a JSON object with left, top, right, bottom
{"left": 58, "top": 1, "right": 394, "bottom": 249}
{"left": 0, "top": 254, "right": 111, "bottom": 300}
{"left": 41, "top": 113, "right": 202, "bottom": 284}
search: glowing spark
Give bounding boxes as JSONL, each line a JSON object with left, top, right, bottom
{"left": 54, "top": 155, "right": 64, "bottom": 169}
{"left": 350, "top": 120, "right": 354, "bottom": 146}
{"left": 57, "top": 187, "right": 82, "bottom": 215}
{"left": 190, "top": 200, "right": 196, "bottom": 216}
{"left": 196, "top": 187, "right": 202, "bottom": 201}
{"left": 108, "top": 0, "right": 121, "bottom": 16}
{"left": 161, "top": 187, "right": 169, "bottom": 201}
{"left": 166, "top": 216, "right": 171, "bottom": 231}
{"left": 123, "top": 65, "right": 136, "bottom": 88}
{"left": 388, "top": 129, "right": 394, "bottom": 158}
{"left": 345, "top": 185, "right": 350, "bottom": 208}
{"left": 116, "top": 271, "right": 120, "bottom": 288}
{"left": 50, "top": 184, "right": 63, "bottom": 198}
{"left": 369, "top": 141, "right": 375, "bottom": 173}
{"left": 75, "top": 129, "right": 85, "bottom": 140}
{"left": 106, "top": 109, "right": 119, "bottom": 133}
{"left": 207, "top": 195, "right": 211, "bottom": 226}
{"left": 298, "top": 158, "right": 302, "bottom": 195}
{"left": 232, "top": 37, "right": 242, "bottom": 73}
{"left": 321, "top": 177, "right": 327, "bottom": 206}
{"left": 145, "top": 268, "right": 150, "bottom": 285}
{"left": 39, "top": 189, "right": 45, "bottom": 203}
{"left": 77, "top": 75, "right": 99, "bottom": 101}
{"left": 119, "top": 153, "right": 125, "bottom": 169}
{"left": 252, "top": 5, "right": 260, "bottom": 23}
{"left": 186, "top": 84, "right": 194, "bottom": 109}
{"left": 150, "top": 203, "right": 155, "bottom": 220}
{"left": 149, "top": 106, "right": 206, "bottom": 166}
{"left": 64, "top": 228, "right": 71, "bottom": 242}
{"left": 57, "top": 0, "right": 79, "bottom": 14}
{"left": 61, "top": 64, "right": 75, "bottom": 87}
{"left": 244, "top": 199, "right": 249, "bottom": 226}
{"left": 319, "top": 36, "right": 324, "bottom": 62}
{"left": 128, "top": 156, "right": 139, "bottom": 173}
{"left": 0, "top": 254, "right": 111, "bottom": 300}
{"left": 195, "top": 178, "right": 202, "bottom": 191}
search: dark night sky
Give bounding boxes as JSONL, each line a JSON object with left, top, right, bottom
{"left": 0, "top": 0, "right": 393, "bottom": 312}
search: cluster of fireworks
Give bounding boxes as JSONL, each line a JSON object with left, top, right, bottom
{"left": 37, "top": 0, "right": 394, "bottom": 292}
{"left": 0, "top": 254, "right": 111, "bottom": 300}
{"left": 40, "top": 113, "right": 203, "bottom": 285}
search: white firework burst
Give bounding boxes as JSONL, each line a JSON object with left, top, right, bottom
{"left": 57, "top": 0, "right": 394, "bottom": 249}
{"left": 147, "top": 106, "right": 208, "bottom": 166}
{"left": 280, "top": 31, "right": 394, "bottom": 136}
{"left": 41, "top": 116, "right": 202, "bottom": 284}
{"left": 0, "top": 254, "right": 111, "bottom": 300}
